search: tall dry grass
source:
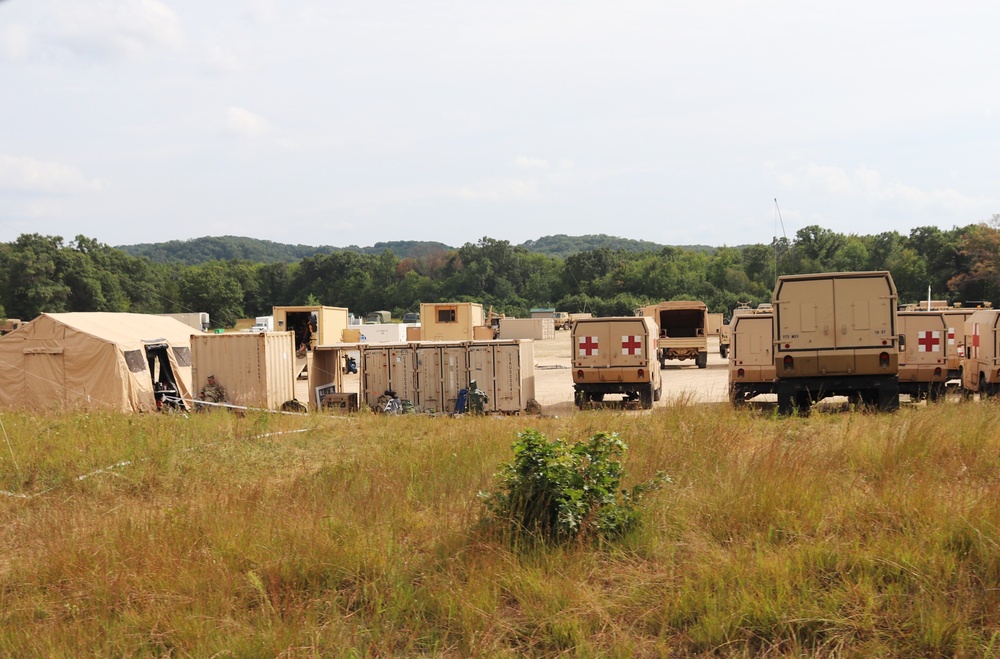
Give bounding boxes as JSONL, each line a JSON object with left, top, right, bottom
{"left": 0, "top": 402, "right": 998, "bottom": 656}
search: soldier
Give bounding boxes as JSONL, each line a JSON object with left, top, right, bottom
{"left": 198, "top": 374, "right": 227, "bottom": 406}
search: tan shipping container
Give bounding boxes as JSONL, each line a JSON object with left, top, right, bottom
{"left": 388, "top": 344, "right": 418, "bottom": 404}
{"left": 308, "top": 344, "right": 351, "bottom": 410}
{"left": 361, "top": 345, "right": 392, "bottom": 409}
{"left": 442, "top": 344, "right": 470, "bottom": 413}
{"left": 493, "top": 340, "right": 536, "bottom": 412}
{"left": 414, "top": 344, "right": 446, "bottom": 413}
{"left": 420, "top": 302, "right": 484, "bottom": 341}
{"left": 190, "top": 331, "right": 296, "bottom": 410}
{"left": 272, "top": 305, "right": 349, "bottom": 350}
{"left": 498, "top": 317, "right": 555, "bottom": 340}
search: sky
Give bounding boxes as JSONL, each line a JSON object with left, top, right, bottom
{"left": 1, "top": 1, "right": 999, "bottom": 250}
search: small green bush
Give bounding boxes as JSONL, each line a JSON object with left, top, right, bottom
{"left": 480, "top": 429, "right": 668, "bottom": 543}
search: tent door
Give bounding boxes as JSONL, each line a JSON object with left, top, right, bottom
{"left": 145, "top": 344, "right": 183, "bottom": 410}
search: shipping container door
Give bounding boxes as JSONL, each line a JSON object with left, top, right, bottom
{"left": 493, "top": 342, "right": 522, "bottom": 412}
{"left": 442, "top": 345, "right": 468, "bottom": 413}
{"left": 415, "top": 346, "right": 444, "bottom": 413}
{"left": 388, "top": 345, "right": 417, "bottom": 404}
{"left": 361, "top": 346, "right": 391, "bottom": 409}
{"left": 777, "top": 279, "right": 834, "bottom": 349}
{"left": 833, "top": 277, "right": 893, "bottom": 348}
{"left": 468, "top": 343, "right": 496, "bottom": 409}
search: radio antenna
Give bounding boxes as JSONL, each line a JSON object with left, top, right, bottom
{"left": 773, "top": 198, "right": 787, "bottom": 283}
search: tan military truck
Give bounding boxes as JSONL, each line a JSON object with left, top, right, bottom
{"left": 728, "top": 312, "right": 775, "bottom": 405}
{"left": 571, "top": 316, "right": 662, "bottom": 409}
{"left": 773, "top": 271, "right": 900, "bottom": 414}
{"left": 961, "top": 309, "right": 1000, "bottom": 397}
{"left": 897, "top": 311, "right": 949, "bottom": 402}
{"left": 638, "top": 300, "right": 708, "bottom": 368}
{"left": 941, "top": 308, "right": 976, "bottom": 380}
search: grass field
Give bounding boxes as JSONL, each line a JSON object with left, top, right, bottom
{"left": 0, "top": 403, "right": 998, "bottom": 656}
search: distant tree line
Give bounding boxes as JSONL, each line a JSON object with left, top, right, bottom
{"left": 2, "top": 220, "right": 998, "bottom": 329}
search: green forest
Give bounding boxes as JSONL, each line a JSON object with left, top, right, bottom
{"left": 4, "top": 220, "right": 1000, "bottom": 329}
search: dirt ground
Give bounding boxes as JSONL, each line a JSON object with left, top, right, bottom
{"left": 305, "top": 332, "right": 731, "bottom": 414}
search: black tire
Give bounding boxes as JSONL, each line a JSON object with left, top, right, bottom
{"left": 928, "top": 382, "right": 944, "bottom": 403}
{"left": 720, "top": 345, "right": 728, "bottom": 359}
{"left": 794, "top": 391, "right": 812, "bottom": 416}
{"left": 777, "top": 391, "right": 794, "bottom": 415}
{"left": 653, "top": 383, "right": 662, "bottom": 402}
{"left": 730, "top": 384, "right": 746, "bottom": 408}
{"left": 574, "top": 389, "right": 587, "bottom": 410}
{"left": 588, "top": 392, "right": 605, "bottom": 403}
{"left": 696, "top": 351, "right": 708, "bottom": 369}
{"left": 639, "top": 384, "right": 654, "bottom": 409}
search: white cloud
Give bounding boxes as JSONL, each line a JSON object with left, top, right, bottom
{"left": 513, "top": 156, "right": 550, "bottom": 170}
{"left": 772, "top": 162, "right": 991, "bottom": 214}
{"left": 0, "top": 155, "right": 104, "bottom": 194}
{"left": 225, "top": 107, "right": 271, "bottom": 138}
{"left": 457, "top": 178, "right": 540, "bottom": 201}
{"left": 0, "top": 24, "right": 33, "bottom": 62}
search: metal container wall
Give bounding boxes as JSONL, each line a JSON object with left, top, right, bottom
{"left": 494, "top": 340, "right": 536, "bottom": 412}
{"left": 414, "top": 345, "right": 444, "bottom": 413}
{"left": 388, "top": 344, "right": 418, "bottom": 404}
{"left": 442, "top": 345, "right": 469, "bottom": 413}
{"left": 467, "top": 343, "right": 497, "bottom": 411}
{"left": 190, "top": 331, "right": 296, "bottom": 409}
{"left": 361, "top": 345, "right": 391, "bottom": 409}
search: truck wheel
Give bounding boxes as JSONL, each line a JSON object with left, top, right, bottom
{"left": 653, "top": 384, "right": 662, "bottom": 402}
{"left": 639, "top": 384, "right": 654, "bottom": 409}
{"left": 878, "top": 386, "right": 900, "bottom": 412}
{"left": 928, "top": 383, "right": 944, "bottom": 403}
{"left": 720, "top": 345, "right": 728, "bottom": 358}
{"left": 777, "top": 391, "right": 794, "bottom": 415}
{"left": 574, "top": 390, "right": 587, "bottom": 410}
{"left": 794, "top": 391, "right": 812, "bottom": 416}
{"left": 730, "top": 385, "right": 746, "bottom": 407}
{"left": 588, "top": 392, "right": 605, "bottom": 403}
{"left": 696, "top": 352, "right": 708, "bottom": 369}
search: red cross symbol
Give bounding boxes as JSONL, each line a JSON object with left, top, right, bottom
{"left": 621, "top": 335, "right": 642, "bottom": 355}
{"left": 578, "top": 336, "right": 599, "bottom": 356}
{"left": 972, "top": 323, "right": 981, "bottom": 358}
{"left": 917, "top": 330, "right": 940, "bottom": 352}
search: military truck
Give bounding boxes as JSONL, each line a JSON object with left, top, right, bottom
{"left": 773, "top": 271, "right": 900, "bottom": 414}
{"left": 728, "top": 312, "right": 776, "bottom": 406}
{"left": 571, "top": 316, "right": 662, "bottom": 409}
{"left": 638, "top": 301, "right": 708, "bottom": 368}
{"left": 897, "top": 311, "right": 949, "bottom": 402}
{"left": 961, "top": 309, "right": 1000, "bottom": 397}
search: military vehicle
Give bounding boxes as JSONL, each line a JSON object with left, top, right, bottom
{"left": 961, "top": 309, "right": 1000, "bottom": 396}
{"left": 897, "top": 311, "right": 949, "bottom": 401}
{"left": 728, "top": 312, "right": 775, "bottom": 406}
{"left": 571, "top": 316, "right": 662, "bottom": 409}
{"left": 637, "top": 300, "right": 708, "bottom": 368}
{"left": 772, "top": 271, "right": 899, "bottom": 414}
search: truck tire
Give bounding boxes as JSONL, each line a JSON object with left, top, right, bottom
{"left": 730, "top": 384, "right": 746, "bottom": 407}
{"left": 575, "top": 389, "right": 587, "bottom": 410}
{"left": 794, "top": 391, "right": 812, "bottom": 416}
{"left": 720, "top": 345, "right": 728, "bottom": 359}
{"left": 653, "top": 383, "right": 662, "bottom": 402}
{"left": 928, "top": 382, "right": 945, "bottom": 403}
{"left": 696, "top": 351, "right": 708, "bottom": 369}
{"left": 639, "top": 384, "right": 654, "bottom": 409}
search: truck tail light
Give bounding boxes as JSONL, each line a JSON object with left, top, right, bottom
{"left": 934, "top": 367, "right": 942, "bottom": 378}
{"left": 737, "top": 368, "right": 745, "bottom": 378}
{"left": 637, "top": 368, "right": 645, "bottom": 379}
{"left": 576, "top": 370, "right": 584, "bottom": 380}
{"left": 783, "top": 355, "right": 794, "bottom": 372}
{"left": 879, "top": 352, "right": 890, "bottom": 368}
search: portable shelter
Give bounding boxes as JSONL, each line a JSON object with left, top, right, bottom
{"left": 0, "top": 312, "right": 203, "bottom": 413}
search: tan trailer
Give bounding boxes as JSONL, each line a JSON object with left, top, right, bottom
{"left": 728, "top": 312, "right": 775, "bottom": 406}
{"left": 638, "top": 300, "right": 709, "bottom": 368}
{"left": 190, "top": 331, "right": 297, "bottom": 410}
{"left": 962, "top": 309, "right": 1000, "bottom": 396}
{"left": 897, "top": 311, "right": 949, "bottom": 402}
{"left": 773, "top": 271, "right": 899, "bottom": 414}
{"left": 571, "top": 316, "right": 662, "bottom": 409}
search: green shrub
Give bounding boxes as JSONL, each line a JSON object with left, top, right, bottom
{"left": 480, "top": 429, "right": 668, "bottom": 543}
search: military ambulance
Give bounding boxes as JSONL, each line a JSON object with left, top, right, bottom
{"left": 961, "top": 309, "right": 1000, "bottom": 397}
{"left": 773, "top": 271, "right": 899, "bottom": 414}
{"left": 897, "top": 311, "right": 949, "bottom": 402}
{"left": 571, "top": 316, "right": 662, "bottom": 409}
{"left": 728, "top": 312, "right": 775, "bottom": 406}
{"left": 941, "top": 308, "right": 977, "bottom": 380}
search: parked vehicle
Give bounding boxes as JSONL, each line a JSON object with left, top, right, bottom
{"left": 571, "top": 316, "right": 662, "bottom": 409}
{"left": 728, "top": 312, "right": 775, "bottom": 406}
{"left": 637, "top": 301, "right": 708, "bottom": 368}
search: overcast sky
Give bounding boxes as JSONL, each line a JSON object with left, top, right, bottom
{"left": 2, "top": 1, "right": 998, "bottom": 250}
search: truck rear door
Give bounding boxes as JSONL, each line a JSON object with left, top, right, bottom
{"left": 776, "top": 279, "right": 835, "bottom": 350}
{"left": 833, "top": 276, "right": 894, "bottom": 348}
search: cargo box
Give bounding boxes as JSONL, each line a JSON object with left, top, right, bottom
{"left": 190, "top": 331, "right": 296, "bottom": 410}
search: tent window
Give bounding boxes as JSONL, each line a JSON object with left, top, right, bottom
{"left": 172, "top": 346, "right": 192, "bottom": 367}
{"left": 124, "top": 350, "right": 147, "bottom": 373}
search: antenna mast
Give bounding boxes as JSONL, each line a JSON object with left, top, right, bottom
{"left": 773, "top": 198, "right": 787, "bottom": 284}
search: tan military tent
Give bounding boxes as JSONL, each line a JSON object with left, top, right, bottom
{"left": 0, "top": 312, "right": 204, "bottom": 413}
